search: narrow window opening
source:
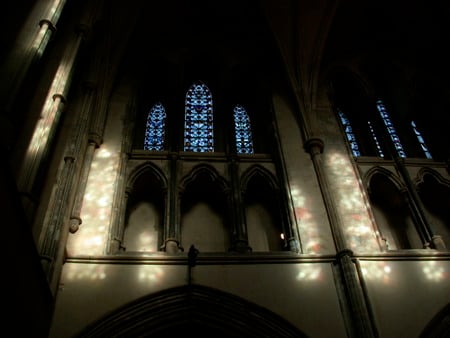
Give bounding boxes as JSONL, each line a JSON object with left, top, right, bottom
{"left": 376, "top": 99, "right": 406, "bottom": 158}
{"left": 144, "top": 102, "right": 166, "bottom": 151}
{"left": 184, "top": 81, "right": 214, "bottom": 152}
{"left": 337, "top": 109, "right": 361, "bottom": 157}
{"left": 411, "top": 121, "right": 433, "bottom": 159}
{"left": 234, "top": 104, "right": 254, "bottom": 154}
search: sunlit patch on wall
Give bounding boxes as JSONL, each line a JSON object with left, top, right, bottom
{"left": 65, "top": 263, "right": 107, "bottom": 281}
{"left": 138, "top": 231, "right": 157, "bottom": 251}
{"left": 138, "top": 265, "right": 164, "bottom": 283}
{"left": 296, "top": 264, "right": 322, "bottom": 281}
{"left": 70, "top": 145, "right": 119, "bottom": 255}
{"left": 360, "top": 261, "right": 392, "bottom": 284}
{"left": 421, "top": 261, "right": 447, "bottom": 282}
{"left": 326, "top": 152, "right": 378, "bottom": 251}
{"left": 26, "top": 93, "right": 63, "bottom": 167}
{"left": 291, "top": 185, "right": 322, "bottom": 254}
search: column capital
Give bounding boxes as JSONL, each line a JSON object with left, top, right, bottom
{"left": 39, "top": 19, "right": 57, "bottom": 33}
{"left": 52, "top": 93, "right": 66, "bottom": 103}
{"left": 163, "top": 238, "right": 183, "bottom": 253}
{"left": 88, "top": 132, "right": 102, "bottom": 147}
{"left": 336, "top": 248, "right": 354, "bottom": 260}
{"left": 69, "top": 216, "right": 82, "bottom": 233}
{"left": 304, "top": 137, "right": 325, "bottom": 155}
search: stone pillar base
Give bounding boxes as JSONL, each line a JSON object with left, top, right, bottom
{"left": 431, "top": 235, "right": 447, "bottom": 250}
{"left": 164, "top": 239, "right": 183, "bottom": 253}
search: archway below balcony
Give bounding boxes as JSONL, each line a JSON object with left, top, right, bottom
{"left": 75, "top": 284, "right": 307, "bottom": 337}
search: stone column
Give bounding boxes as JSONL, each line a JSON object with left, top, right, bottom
{"left": 304, "top": 137, "right": 376, "bottom": 338}
{"left": 164, "top": 153, "right": 183, "bottom": 253}
{"left": 228, "top": 155, "right": 251, "bottom": 252}
{"left": 38, "top": 82, "right": 95, "bottom": 292}
{"left": 69, "top": 140, "right": 98, "bottom": 233}
{"left": 17, "top": 24, "right": 87, "bottom": 224}
{"left": 108, "top": 102, "right": 135, "bottom": 254}
{"left": 109, "top": 189, "right": 129, "bottom": 253}
{"left": 395, "top": 158, "right": 445, "bottom": 249}
{"left": 0, "top": 0, "right": 67, "bottom": 140}
{"left": 304, "top": 138, "right": 345, "bottom": 249}
{"left": 337, "top": 249, "right": 377, "bottom": 338}
{"left": 271, "top": 121, "right": 302, "bottom": 253}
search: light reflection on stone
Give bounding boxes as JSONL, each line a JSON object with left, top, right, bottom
{"left": 138, "top": 232, "right": 157, "bottom": 251}
{"left": 421, "top": 261, "right": 446, "bottom": 282}
{"left": 296, "top": 264, "right": 322, "bottom": 281}
{"left": 291, "top": 185, "right": 322, "bottom": 254}
{"left": 68, "top": 145, "right": 119, "bottom": 255}
{"left": 327, "top": 152, "right": 379, "bottom": 251}
{"left": 66, "top": 264, "right": 107, "bottom": 281}
{"left": 138, "top": 266, "right": 164, "bottom": 283}
{"left": 361, "top": 261, "right": 392, "bottom": 284}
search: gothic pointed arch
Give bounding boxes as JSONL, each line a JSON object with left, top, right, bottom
{"left": 123, "top": 162, "right": 168, "bottom": 252}
{"left": 240, "top": 164, "right": 279, "bottom": 192}
{"left": 233, "top": 104, "right": 254, "bottom": 154}
{"left": 184, "top": 81, "right": 214, "bottom": 152}
{"left": 240, "top": 165, "right": 288, "bottom": 251}
{"left": 144, "top": 102, "right": 166, "bottom": 151}
{"left": 363, "top": 166, "right": 404, "bottom": 193}
{"left": 179, "top": 164, "right": 229, "bottom": 194}
{"left": 127, "top": 161, "right": 168, "bottom": 192}
{"left": 364, "top": 167, "right": 422, "bottom": 250}
{"left": 415, "top": 168, "right": 450, "bottom": 248}
{"left": 328, "top": 67, "right": 385, "bottom": 158}
{"left": 75, "top": 284, "right": 307, "bottom": 337}
{"left": 419, "top": 303, "right": 450, "bottom": 338}
{"left": 415, "top": 167, "right": 450, "bottom": 188}
{"left": 179, "top": 164, "right": 231, "bottom": 252}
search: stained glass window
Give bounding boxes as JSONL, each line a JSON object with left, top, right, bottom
{"left": 234, "top": 104, "right": 254, "bottom": 154}
{"left": 367, "top": 120, "right": 384, "bottom": 158}
{"left": 376, "top": 99, "right": 406, "bottom": 158}
{"left": 184, "top": 81, "right": 214, "bottom": 152}
{"left": 144, "top": 102, "right": 166, "bottom": 151}
{"left": 411, "top": 121, "right": 432, "bottom": 159}
{"left": 337, "top": 109, "right": 361, "bottom": 157}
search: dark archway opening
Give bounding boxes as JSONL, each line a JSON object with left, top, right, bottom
{"left": 76, "top": 284, "right": 307, "bottom": 337}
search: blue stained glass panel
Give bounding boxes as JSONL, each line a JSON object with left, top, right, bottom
{"left": 368, "top": 120, "right": 384, "bottom": 158}
{"left": 184, "top": 81, "right": 214, "bottom": 152}
{"left": 411, "top": 120, "right": 432, "bottom": 159}
{"left": 376, "top": 99, "right": 406, "bottom": 158}
{"left": 144, "top": 102, "right": 166, "bottom": 151}
{"left": 337, "top": 109, "right": 361, "bottom": 157}
{"left": 234, "top": 105, "right": 254, "bottom": 154}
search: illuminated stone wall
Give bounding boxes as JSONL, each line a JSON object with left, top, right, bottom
{"left": 50, "top": 261, "right": 346, "bottom": 338}
{"left": 361, "top": 259, "right": 450, "bottom": 337}
{"left": 272, "top": 94, "right": 336, "bottom": 254}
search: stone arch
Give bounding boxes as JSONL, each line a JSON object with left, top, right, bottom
{"left": 364, "top": 59, "right": 427, "bottom": 158}
{"left": 122, "top": 162, "right": 168, "bottom": 252}
{"left": 127, "top": 161, "right": 168, "bottom": 192}
{"left": 363, "top": 166, "right": 404, "bottom": 193}
{"left": 179, "top": 164, "right": 231, "bottom": 252}
{"left": 241, "top": 165, "right": 289, "bottom": 251}
{"left": 420, "top": 303, "right": 450, "bottom": 338}
{"left": 179, "top": 163, "right": 229, "bottom": 194}
{"left": 415, "top": 168, "right": 450, "bottom": 248}
{"left": 75, "top": 284, "right": 308, "bottom": 337}
{"left": 326, "top": 66, "right": 383, "bottom": 157}
{"left": 240, "top": 164, "right": 279, "bottom": 193}
{"left": 364, "top": 166, "right": 422, "bottom": 250}
{"left": 415, "top": 167, "right": 450, "bottom": 188}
